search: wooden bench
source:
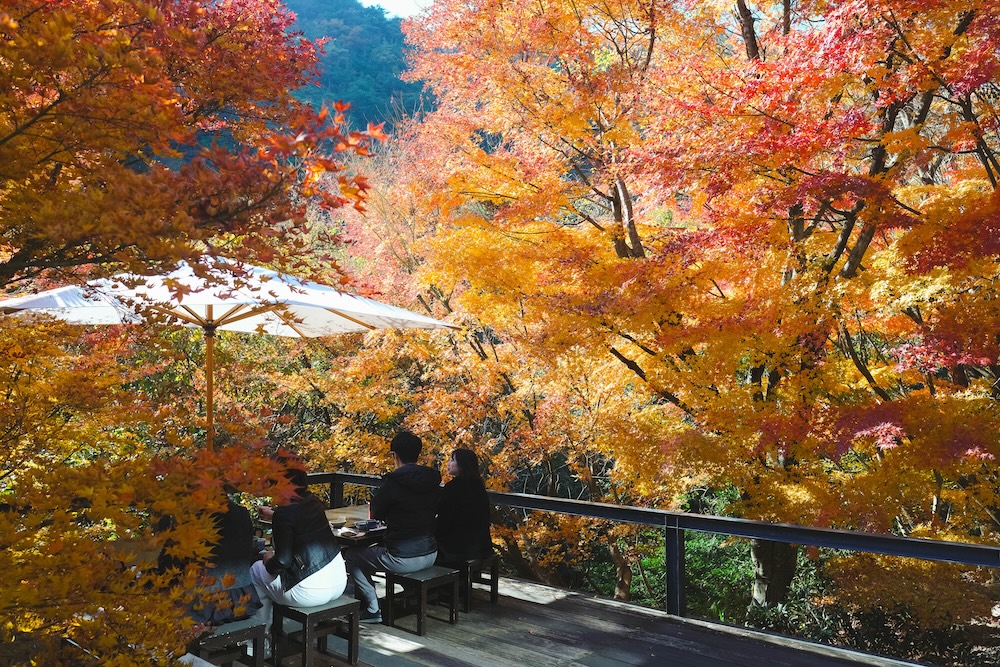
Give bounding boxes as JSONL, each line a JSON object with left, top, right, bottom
{"left": 272, "top": 595, "right": 361, "bottom": 666}
{"left": 187, "top": 616, "right": 265, "bottom": 667}
{"left": 384, "top": 565, "right": 459, "bottom": 636}
{"left": 458, "top": 554, "right": 500, "bottom": 613}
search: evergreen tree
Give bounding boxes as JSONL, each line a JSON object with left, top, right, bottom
{"left": 286, "top": 0, "right": 425, "bottom": 128}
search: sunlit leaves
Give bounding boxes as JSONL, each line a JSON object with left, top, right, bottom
{"left": 0, "top": 0, "right": 379, "bottom": 288}
{"left": 382, "top": 0, "right": 1000, "bottom": 621}
{"left": 0, "top": 0, "right": 387, "bottom": 661}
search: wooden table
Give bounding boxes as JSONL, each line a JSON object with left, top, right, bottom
{"left": 327, "top": 505, "right": 387, "bottom": 545}
{"left": 108, "top": 536, "right": 162, "bottom": 563}
{"left": 258, "top": 505, "right": 384, "bottom": 546}
{"left": 325, "top": 504, "right": 371, "bottom": 526}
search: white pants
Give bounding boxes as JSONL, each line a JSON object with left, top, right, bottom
{"left": 250, "top": 552, "right": 347, "bottom": 632}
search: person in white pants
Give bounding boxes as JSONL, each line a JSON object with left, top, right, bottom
{"left": 250, "top": 456, "right": 346, "bottom": 656}
{"left": 250, "top": 552, "right": 347, "bottom": 629}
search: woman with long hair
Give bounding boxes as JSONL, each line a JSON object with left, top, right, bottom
{"left": 436, "top": 448, "right": 493, "bottom": 565}
{"left": 249, "top": 455, "right": 346, "bottom": 657}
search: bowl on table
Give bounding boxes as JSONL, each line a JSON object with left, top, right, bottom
{"left": 329, "top": 518, "right": 347, "bottom": 529}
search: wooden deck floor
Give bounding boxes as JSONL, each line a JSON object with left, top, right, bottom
{"left": 254, "top": 578, "right": 922, "bottom": 667}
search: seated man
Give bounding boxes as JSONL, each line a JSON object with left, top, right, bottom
{"left": 343, "top": 430, "right": 441, "bottom": 622}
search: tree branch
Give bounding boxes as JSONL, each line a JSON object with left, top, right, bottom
{"left": 840, "top": 324, "right": 891, "bottom": 401}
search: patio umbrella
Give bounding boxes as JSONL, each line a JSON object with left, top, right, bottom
{"left": 0, "top": 258, "right": 455, "bottom": 448}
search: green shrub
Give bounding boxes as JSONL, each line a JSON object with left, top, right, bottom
{"left": 684, "top": 532, "right": 753, "bottom": 622}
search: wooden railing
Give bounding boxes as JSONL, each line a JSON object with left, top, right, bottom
{"left": 307, "top": 470, "right": 1000, "bottom": 617}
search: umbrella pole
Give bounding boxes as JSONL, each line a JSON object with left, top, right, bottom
{"left": 205, "top": 326, "right": 215, "bottom": 450}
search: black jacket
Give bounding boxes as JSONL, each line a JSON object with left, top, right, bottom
{"left": 266, "top": 493, "right": 340, "bottom": 592}
{"left": 371, "top": 463, "right": 441, "bottom": 557}
{"left": 435, "top": 477, "right": 493, "bottom": 565}
{"left": 157, "top": 498, "right": 262, "bottom": 624}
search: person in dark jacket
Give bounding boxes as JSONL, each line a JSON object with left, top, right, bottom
{"left": 158, "top": 486, "right": 262, "bottom": 626}
{"left": 435, "top": 448, "right": 493, "bottom": 565}
{"left": 250, "top": 456, "right": 346, "bottom": 646}
{"left": 343, "top": 430, "right": 441, "bottom": 623}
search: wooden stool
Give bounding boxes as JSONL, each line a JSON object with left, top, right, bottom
{"left": 459, "top": 554, "right": 500, "bottom": 612}
{"left": 187, "top": 616, "right": 265, "bottom": 667}
{"left": 384, "top": 565, "right": 459, "bottom": 636}
{"left": 272, "top": 595, "right": 361, "bottom": 666}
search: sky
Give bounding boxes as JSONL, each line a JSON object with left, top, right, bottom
{"left": 360, "top": 0, "right": 429, "bottom": 18}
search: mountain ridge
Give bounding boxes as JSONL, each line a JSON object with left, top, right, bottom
{"left": 285, "top": 0, "right": 424, "bottom": 128}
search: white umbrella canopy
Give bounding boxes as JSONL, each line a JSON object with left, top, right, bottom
{"left": 0, "top": 258, "right": 455, "bottom": 448}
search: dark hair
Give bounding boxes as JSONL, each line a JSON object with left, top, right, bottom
{"left": 451, "top": 448, "right": 483, "bottom": 484}
{"left": 274, "top": 451, "right": 309, "bottom": 496}
{"left": 284, "top": 466, "right": 308, "bottom": 493}
{"left": 390, "top": 430, "right": 422, "bottom": 463}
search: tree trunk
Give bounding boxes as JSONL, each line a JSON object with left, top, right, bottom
{"left": 749, "top": 539, "right": 798, "bottom": 607}
{"left": 610, "top": 178, "right": 645, "bottom": 258}
{"left": 500, "top": 532, "right": 560, "bottom": 585}
{"left": 608, "top": 539, "right": 633, "bottom": 601}
{"left": 736, "top": 0, "right": 761, "bottom": 61}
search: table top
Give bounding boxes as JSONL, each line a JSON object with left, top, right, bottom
{"left": 258, "top": 504, "right": 369, "bottom": 526}
{"left": 109, "top": 537, "right": 161, "bottom": 564}
{"left": 325, "top": 504, "right": 371, "bottom": 526}
{"left": 327, "top": 504, "right": 386, "bottom": 544}
{"left": 258, "top": 504, "right": 382, "bottom": 545}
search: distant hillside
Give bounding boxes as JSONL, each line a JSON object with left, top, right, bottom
{"left": 285, "top": 0, "right": 424, "bottom": 128}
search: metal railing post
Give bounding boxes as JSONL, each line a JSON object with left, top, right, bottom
{"left": 330, "top": 476, "right": 345, "bottom": 508}
{"left": 665, "top": 520, "right": 686, "bottom": 617}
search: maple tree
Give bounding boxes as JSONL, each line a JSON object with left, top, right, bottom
{"left": 0, "top": 0, "right": 387, "bottom": 663}
{"left": 630, "top": 0, "right": 1000, "bottom": 607}
{"left": 326, "top": 0, "right": 1000, "bottom": 654}
{"left": 0, "top": 316, "right": 291, "bottom": 665}
{"left": 308, "top": 127, "right": 675, "bottom": 596}
{"left": 0, "top": 0, "right": 383, "bottom": 289}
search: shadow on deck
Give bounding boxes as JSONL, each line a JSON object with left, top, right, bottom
{"left": 233, "top": 577, "right": 922, "bottom": 667}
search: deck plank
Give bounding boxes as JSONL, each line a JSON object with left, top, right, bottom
{"left": 230, "top": 578, "right": 920, "bottom": 667}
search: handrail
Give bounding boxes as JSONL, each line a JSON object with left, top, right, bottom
{"left": 307, "top": 470, "right": 1000, "bottom": 616}
{"left": 486, "top": 491, "right": 1000, "bottom": 567}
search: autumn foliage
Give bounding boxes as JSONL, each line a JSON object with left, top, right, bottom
{"left": 0, "top": 0, "right": 382, "bottom": 288}
{"left": 4, "top": 0, "right": 1000, "bottom": 664}
{"left": 0, "top": 0, "right": 381, "bottom": 664}
{"left": 393, "top": 0, "right": 1000, "bottom": 526}
{"left": 319, "top": 0, "right": 1000, "bottom": 658}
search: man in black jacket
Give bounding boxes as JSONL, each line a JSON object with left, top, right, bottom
{"left": 344, "top": 430, "right": 441, "bottom": 622}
